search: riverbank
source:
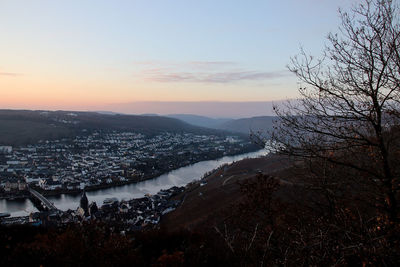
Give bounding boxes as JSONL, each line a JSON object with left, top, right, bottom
{"left": 1, "top": 146, "right": 260, "bottom": 200}
{"left": 161, "top": 153, "right": 291, "bottom": 231}
{"left": 0, "top": 192, "right": 30, "bottom": 200}
{"left": 1, "top": 148, "right": 267, "bottom": 216}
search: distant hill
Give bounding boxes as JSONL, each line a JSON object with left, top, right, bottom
{"left": 216, "top": 116, "right": 276, "bottom": 135}
{"left": 167, "top": 114, "right": 232, "bottom": 128}
{"left": 95, "top": 111, "right": 122, "bottom": 115}
{"left": 140, "top": 113, "right": 159, "bottom": 117}
{"left": 166, "top": 114, "right": 277, "bottom": 137}
{"left": 0, "top": 110, "right": 227, "bottom": 146}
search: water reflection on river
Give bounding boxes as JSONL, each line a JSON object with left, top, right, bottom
{"left": 1, "top": 149, "right": 267, "bottom": 217}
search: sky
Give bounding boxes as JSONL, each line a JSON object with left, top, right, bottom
{"left": 0, "top": 0, "right": 359, "bottom": 117}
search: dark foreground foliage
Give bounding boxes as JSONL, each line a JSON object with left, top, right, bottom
{"left": 1, "top": 173, "right": 399, "bottom": 266}
{"left": 218, "top": 173, "right": 400, "bottom": 266}
{"left": 0, "top": 222, "right": 234, "bottom": 267}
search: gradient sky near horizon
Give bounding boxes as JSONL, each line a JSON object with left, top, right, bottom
{"left": 0, "top": 0, "right": 358, "bottom": 116}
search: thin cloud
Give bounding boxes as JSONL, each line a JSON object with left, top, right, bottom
{"left": 141, "top": 69, "right": 291, "bottom": 83}
{"left": 186, "top": 61, "right": 236, "bottom": 69}
{"left": 202, "top": 71, "right": 289, "bottom": 83}
{"left": 187, "top": 61, "right": 235, "bottom": 65}
{"left": 0, "top": 71, "right": 22, "bottom": 76}
{"left": 133, "top": 60, "right": 292, "bottom": 83}
{"left": 134, "top": 60, "right": 235, "bottom": 66}
{"left": 132, "top": 60, "right": 159, "bottom": 65}
{"left": 133, "top": 60, "right": 236, "bottom": 70}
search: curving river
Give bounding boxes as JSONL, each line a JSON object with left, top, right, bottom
{"left": 0, "top": 149, "right": 267, "bottom": 217}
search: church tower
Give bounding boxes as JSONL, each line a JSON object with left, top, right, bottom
{"left": 80, "top": 190, "right": 89, "bottom": 216}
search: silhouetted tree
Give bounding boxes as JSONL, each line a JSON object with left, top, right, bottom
{"left": 272, "top": 0, "right": 400, "bottom": 223}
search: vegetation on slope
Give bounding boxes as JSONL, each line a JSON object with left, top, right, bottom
{"left": 0, "top": 110, "right": 232, "bottom": 146}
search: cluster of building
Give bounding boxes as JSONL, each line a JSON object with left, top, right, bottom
{"left": 0, "top": 131, "right": 254, "bottom": 198}
{"left": 1, "top": 186, "right": 185, "bottom": 231}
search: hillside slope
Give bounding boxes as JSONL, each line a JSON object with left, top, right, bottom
{"left": 167, "top": 114, "right": 232, "bottom": 128}
{"left": 0, "top": 110, "right": 227, "bottom": 146}
{"left": 216, "top": 116, "right": 276, "bottom": 135}
{"left": 161, "top": 154, "right": 292, "bottom": 231}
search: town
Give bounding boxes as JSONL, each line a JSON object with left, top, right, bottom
{"left": 1, "top": 185, "right": 187, "bottom": 231}
{"left": 0, "top": 130, "right": 256, "bottom": 199}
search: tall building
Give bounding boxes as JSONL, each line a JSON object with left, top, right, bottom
{"left": 80, "top": 190, "right": 89, "bottom": 216}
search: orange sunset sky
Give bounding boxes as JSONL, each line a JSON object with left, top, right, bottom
{"left": 0, "top": 0, "right": 357, "bottom": 117}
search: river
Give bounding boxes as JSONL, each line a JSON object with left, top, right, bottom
{"left": 0, "top": 149, "right": 267, "bottom": 217}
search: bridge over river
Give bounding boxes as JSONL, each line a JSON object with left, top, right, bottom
{"left": 28, "top": 187, "right": 58, "bottom": 211}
